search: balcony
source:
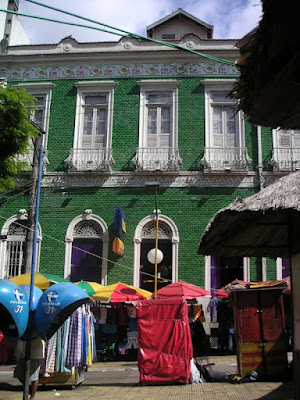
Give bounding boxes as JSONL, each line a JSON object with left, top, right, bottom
{"left": 66, "top": 148, "right": 114, "bottom": 172}
{"left": 272, "top": 148, "right": 300, "bottom": 171}
{"left": 201, "top": 147, "right": 251, "bottom": 172}
{"left": 133, "top": 147, "right": 182, "bottom": 172}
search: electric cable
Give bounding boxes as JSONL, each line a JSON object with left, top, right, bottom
{"left": 0, "top": 213, "right": 172, "bottom": 283}
{"left": 0, "top": 4, "right": 235, "bottom": 66}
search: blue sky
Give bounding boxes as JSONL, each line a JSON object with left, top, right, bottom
{"left": 18, "top": 0, "right": 262, "bottom": 44}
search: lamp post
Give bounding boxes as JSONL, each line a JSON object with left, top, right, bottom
{"left": 145, "top": 182, "right": 161, "bottom": 298}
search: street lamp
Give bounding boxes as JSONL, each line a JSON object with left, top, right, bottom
{"left": 145, "top": 181, "right": 161, "bottom": 298}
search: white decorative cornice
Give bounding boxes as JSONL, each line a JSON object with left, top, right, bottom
{"left": 39, "top": 171, "right": 258, "bottom": 189}
{"left": 201, "top": 78, "right": 237, "bottom": 86}
{"left": 3, "top": 37, "right": 238, "bottom": 56}
{"left": 16, "top": 82, "right": 56, "bottom": 89}
{"left": 75, "top": 80, "right": 118, "bottom": 88}
{"left": 137, "top": 79, "right": 182, "bottom": 88}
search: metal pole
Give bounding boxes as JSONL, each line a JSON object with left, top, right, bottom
{"left": 23, "top": 144, "right": 43, "bottom": 400}
{"left": 24, "top": 134, "right": 43, "bottom": 273}
{"left": 256, "top": 125, "right": 265, "bottom": 190}
{"left": 154, "top": 188, "right": 158, "bottom": 299}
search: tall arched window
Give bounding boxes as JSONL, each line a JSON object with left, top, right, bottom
{"left": 64, "top": 211, "right": 108, "bottom": 284}
{"left": 133, "top": 213, "right": 179, "bottom": 291}
{"left": 0, "top": 211, "right": 42, "bottom": 279}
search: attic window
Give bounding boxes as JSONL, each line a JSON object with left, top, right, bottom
{"left": 162, "top": 33, "right": 175, "bottom": 40}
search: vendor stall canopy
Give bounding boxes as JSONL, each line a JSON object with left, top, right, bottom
{"left": 198, "top": 171, "right": 300, "bottom": 258}
{"left": 10, "top": 272, "right": 69, "bottom": 290}
{"left": 214, "top": 279, "right": 290, "bottom": 299}
{"left": 74, "top": 281, "right": 103, "bottom": 296}
{"left": 230, "top": 0, "right": 300, "bottom": 129}
{"left": 155, "top": 280, "right": 211, "bottom": 299}
{"left": 92, "top": 282, "right": 152, "bottom": 303}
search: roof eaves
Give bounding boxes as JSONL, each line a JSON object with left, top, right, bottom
{"left": 146, "top": 8, "right": 213, "bottom": 32}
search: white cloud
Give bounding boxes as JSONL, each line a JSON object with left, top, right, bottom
{"left": 17, "top": 0, "right": 262, "bottom": 44}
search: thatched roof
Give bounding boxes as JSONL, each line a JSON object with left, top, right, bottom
{"left": 230, "top": 0, "right": 300, "bottom": 129}
{"left": 198, "top": 171, "right": 300, "bottom": 258}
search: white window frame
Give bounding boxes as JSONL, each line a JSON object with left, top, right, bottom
{"left": 276, "top": 257, "right": 291, "bottom": 280}
{"left": 64, "top": 211, "right": 109, "bottom": 285}
{"left": 137, "top": 80, "right": 181, "bottom": 149}
{"left": 272, "top": 128, "right": 300, "bottom": 171}
{"left": 16, "top": 83, "right": 55, "bottom": 153}
{"left": 134, "top": 80, "right": 181, "bottom": 171}
{"left": 133, "top": 214, "right": 179, "bottom": 288}
{"left": 74, "top": 81, "right": 117, "bottom": 150}
{"left": 0, "top": 211, "right": 42, "bottom": 279}
{"left": 204, "top": 255, "right": 250, "bottom": 292}
{"left": 201, "top": 79, "right": 246, "bottom": 170}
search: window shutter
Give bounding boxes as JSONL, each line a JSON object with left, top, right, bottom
{"left": 147, "top": 108, "right": 157, "bottom": 135}
{"left": 293, "top": 130, "right": 300, "bottom": 147}
{"left": 33, "top": 96, "right": 46, "bottom": 129}
{"left": 225, "top": 107, "right": 237, "bottom": 147}
{"left": 147, "top": 108, "right": 157, "bottom": 147}
{"left": 279, "top": 130, "right": 291, "bottom": 147}
{"left": 213, "top": 107, "right": 223, "bottom": 147}
{"left": 147, "top": 134, "right": 157, "bottom": 148}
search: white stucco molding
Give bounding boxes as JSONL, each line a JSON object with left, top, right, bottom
{"left": 0, "top": 213, "right": 42, "bottom": 279}
{"left": 64, "top": 212, "right": 109, "bottom": 284}
{"left": 133, "top": 213, "right": 179, "bottom": 287}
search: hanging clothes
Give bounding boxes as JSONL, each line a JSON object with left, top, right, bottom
{"left": 44, "top": 331, "right": 57, "bottom": 375}
{"left": 42, "top": 304, "right": 95, "bottom": 374}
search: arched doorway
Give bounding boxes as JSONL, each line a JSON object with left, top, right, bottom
{"left": 133, "top": 214, "right": 179, "bottom": 292}
{"left": 64, "top": 211, "right": 108, "bottom": 284}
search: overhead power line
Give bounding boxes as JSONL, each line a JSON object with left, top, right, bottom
{"left": 0, "top": 2, "right": 235, "bottom": 66}
{"left": 0, "top": 213, "right": 172, "bottom": 283}
{"left": 0, "top": 8, "right": 127, "bottom": 37}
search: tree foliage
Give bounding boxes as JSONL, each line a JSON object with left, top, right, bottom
{"left": 0, "top": 86, "right": 38, "bottom": 192}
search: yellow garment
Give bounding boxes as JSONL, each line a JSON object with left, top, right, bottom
{"left": 87, "top": 325, "right": 92, "bottom": 366}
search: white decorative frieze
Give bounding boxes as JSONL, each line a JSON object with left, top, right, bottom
{"left": 7, "top": 62, "right": 238, "bottom": 81}
{"left": 40, "top": 172, "right": 257, "bottom": 189}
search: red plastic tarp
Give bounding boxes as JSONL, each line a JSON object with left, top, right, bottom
{"left": 155, "top": 280, "right": 211, "bottom": 299}
{"left": 136, "top": 298, "right": 193, "bottom": 385}
{"left": 214, "top": 279, "right": 249, "bottom": 299}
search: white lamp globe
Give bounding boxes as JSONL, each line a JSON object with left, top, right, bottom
{"left": 147, "top": 248, "right": 164, "bottom": 264}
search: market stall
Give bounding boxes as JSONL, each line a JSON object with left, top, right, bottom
{"left": 137, "top": 297, "right": 193, "bottom": 384}
{"left": 0, "top": 278, "right": 92, "bottom": 386}
{"left": 155, "top": 280, "right": 211, "bottom": 357}
{"left": 39, "top": 304, "right": 95, "bottom": 386}
{"left": 91, "top": 282, "right": 152, "bottom": 361}
{"left": 208, "top": 280, "right": 249, "bottom": 353}
{"left": 231, "top": 281, "right": 288, "bottom": 379}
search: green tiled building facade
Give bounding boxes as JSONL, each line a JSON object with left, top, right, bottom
{"left": 0, "top": 10, "right": 291, "bottom": 294}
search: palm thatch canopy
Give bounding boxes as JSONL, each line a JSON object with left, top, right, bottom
{"left": 230, "top": 0, "right": 300, "bottom": 129}
{"left": 198, "top": 171, "right": 300, "bottom": 259}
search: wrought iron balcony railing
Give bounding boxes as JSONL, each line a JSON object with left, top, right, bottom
{"left": 271, "top": 148, "right": 300, "bottom": 171}
{"left": 65, "top": 148, "right": 114, "bottom": 172}
{"left": 133, "top": 147, "right": 182, "bottom": 172}
{"left": 201, "top": 147, "right": 251, "bottom": 171}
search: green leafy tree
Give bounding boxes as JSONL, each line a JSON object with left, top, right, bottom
{"left": 0, "top": 86, "right": 38, "bottom": 191}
